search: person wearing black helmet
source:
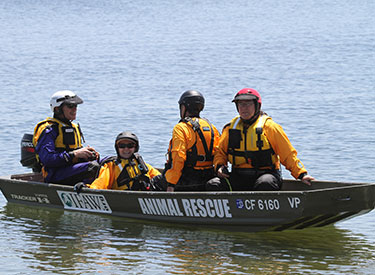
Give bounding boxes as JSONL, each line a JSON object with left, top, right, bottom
{"left": 89, "top": 131, "right": 163, "bottom": 191}
{"left": 33, "top": 90, "right": 100, "bottom": 185}
{"left": 164, "top": 90, "right": 221, "bottom": 192}
{"left": 212, "top": 88, "right": 314, "bottom": 191}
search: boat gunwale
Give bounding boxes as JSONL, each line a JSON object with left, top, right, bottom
{"left": 2, "top": 173, "right": 375, "bottom": 197}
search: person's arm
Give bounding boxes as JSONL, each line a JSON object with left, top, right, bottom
{"left": 165, "top": 124, "right": 191, "bottom": 191}
{"left": 90, "top": 163, "right": 114, "bottom": 189}
{"left": 35, "top": 126, "right": 74, "bottom": 167}
{"left": 146, "top": 164, "right": 161, "bottom": 179}
{"left": 36, "top": 126, "right": 98, "bottom": 167}
{"left": 264, "top": 119, "right": 314, "bottom": 185}
{"left": 211, "top": 124, "right": 221, "bottom": 155}
{"left": 213, "top": 125, "right": 230, "bottom": 178}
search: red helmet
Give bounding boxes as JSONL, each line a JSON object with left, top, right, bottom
{"left": 232, "top": 88, "right": 261, "bottom": 105}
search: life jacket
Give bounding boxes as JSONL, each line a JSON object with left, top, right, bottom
{"left": 33, "top": 117, "right": 83, "bottom": 151}
{"left": 33, "top": 117, "right": 84, "bottom": 167}
{"left": 227, "top": 115, "right": 279, "bottom": 169}
{"left": 166, "top": 117, "right": 215, "bottom": 171}
{"left": 111, "top": 153, "right": 151, "bottom": 190}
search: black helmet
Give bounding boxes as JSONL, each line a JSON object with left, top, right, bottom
{"left": 115, "top": 131, "right": 139, "bottom": 153}
{"left": 178, "top": 90, "right": 205, "bottom": 115}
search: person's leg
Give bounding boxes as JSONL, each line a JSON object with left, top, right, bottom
{"left": 175, "top": 168, "right": 213, "bottom": 191}
{"left": 253, "top": 173, "right": 282, "bottom": 191}
{"left": 48, "top": 161, "right": 100, "bottom": 185}
{"left": 206, "top": 177, "right": 230, "bottom": 191}
{"left": 230, "top": 169, "right": 257, "bottom": 191}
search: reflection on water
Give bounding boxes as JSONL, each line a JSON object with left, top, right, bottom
{"left": 1, "top": 202, "right": 374, "bottom": 274}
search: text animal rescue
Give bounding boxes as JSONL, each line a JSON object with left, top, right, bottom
{"left": 138, "top": 198, "right": 233, "bottom": 218}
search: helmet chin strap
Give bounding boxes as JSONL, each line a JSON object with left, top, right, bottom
{"left": 54, "top": 105, "right": 70, "bottom": 123}
{"left": 242, "top": 110, "right": 260, "bottom": 125}
{"left": 180, "top": 104, "right": 187, "bottom": 118}
{"left": 239, "top": 101, "right": 261, "bottom": 125}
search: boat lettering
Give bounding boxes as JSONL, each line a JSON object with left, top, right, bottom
{"left": 257, "top": 199, "right": 280, "bottom": 210}
{"left": 237, "top": 199, "right": 280, "bottom": 211}
{"left": 10, "top": 194, "right": 38, "bottom": 202}
{"left": 138, "top": 198, "right": 183, "bottom": 216}
{"left": 10, "top": 193, "right": 51, "bottom": 204}
{"left": 57, "top": 191, "right": 112, "bottom": 213}
{"left": 138, "top": 198, "right": 232, "bottom": 218}
{"left": 182, "top": 199, "right": 232, "bottom": 218}
{"left": 21, "top": 141, "right": 33, "bottom": 147}
{"left": 35, "top": 193, "right": 51, "bottom": 204}
{"left": 287, "top": 197, "right": 301, "bottom": 208}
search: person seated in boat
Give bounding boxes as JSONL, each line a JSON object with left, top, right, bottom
{"left": 164, "top": 90, "right": 221, "bottom": 192}
{"left": 33, "top": 90, "right": 100, "bottom": 185}
{"left": 89, "top": 131, "right": 164, "bottom": 191}
{"left": 211, "top": 88, "right": 315, "bottom": 191}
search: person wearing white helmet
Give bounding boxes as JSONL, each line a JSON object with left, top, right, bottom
{"left": 32, "top": 90, "right": 100, "bottom": 185}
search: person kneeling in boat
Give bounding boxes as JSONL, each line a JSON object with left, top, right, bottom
{"left": 164, "top": 90, "right": 221, "bottom": 192}
{"left": 33, "top": 90, "right": 100, "bottom": 185}
{"left": 88, "top": 131, "right": 164, "bottom": 191}
{"left": 211, "top": 88, "right": 314, "bottom": 191}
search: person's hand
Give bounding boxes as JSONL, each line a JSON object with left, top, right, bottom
{"left": 73, "top": 182, "right": 87, "bottom": 194}
{"left": 217, "top": 165, "right": 230, "bottom": 178}
{"left": 167, "top": 185, "right": 175, "bottom": 192}
{"left": 301, "top": 174, "right": 315, "bottom": 186}
{"left": 73, "top": 146, "right": 98, "bottom": 161}
{"left": 150, "top": 174, "right": 167, "bottom": 191}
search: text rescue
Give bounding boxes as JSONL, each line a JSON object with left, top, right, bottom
{"left": 138, "top": 198, "right": 232, "bottom": 218}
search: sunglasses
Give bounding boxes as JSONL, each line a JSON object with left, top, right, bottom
{"left": 237, "top": 101, "right": 254, "bottom": 107}
{"left": 65, "top": 103, "right": 78, "bottom": 109}
{"left": 118, "top": 143, "right": 136, "bottom": 149}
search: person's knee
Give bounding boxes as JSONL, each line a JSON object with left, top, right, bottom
{"left": 87, "top": 160, "right": 100, "bottom": 176}
{"left": 206, "top": 177, "right": 230, "bottom": 191}
{"left": 254, "top": 174, "right": 281, "bottom": 191}
{"left": 83, "top": 161, "right": 101, "bottom": 184}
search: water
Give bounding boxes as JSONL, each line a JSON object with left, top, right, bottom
{"left": 1, "top": 0, "right": 374, "bottom": 273}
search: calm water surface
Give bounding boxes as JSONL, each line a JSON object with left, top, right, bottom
{"left": 1, "top": 0, "right": 374, "bottom": 274}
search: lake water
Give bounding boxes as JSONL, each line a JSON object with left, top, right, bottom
{"left": 1, "top": 0, "right": 374, "bottom": 274}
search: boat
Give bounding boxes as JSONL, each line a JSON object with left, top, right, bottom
{"left": 1, "top": 172, "right": 374, "bottom": 232}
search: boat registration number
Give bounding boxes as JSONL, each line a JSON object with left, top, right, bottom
{"left": 236, "top": 197, "right": 301, "bottom": 211}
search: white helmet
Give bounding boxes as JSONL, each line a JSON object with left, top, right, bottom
{"left": 50, "top": 90, "right": 83, "bottom": 112}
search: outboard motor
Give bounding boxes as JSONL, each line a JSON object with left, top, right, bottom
{"left": 20, "top": 133, "right": 41, "bottom": 172}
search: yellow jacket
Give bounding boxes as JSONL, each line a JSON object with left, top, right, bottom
{"left": 165, "top": 117, "right": 220, "bottom": 185}
{"left": 214, "top": 115, "right": 307, "bottom": 179}
{"left": 90, "top": 158, "right": 160, "bottom": 190}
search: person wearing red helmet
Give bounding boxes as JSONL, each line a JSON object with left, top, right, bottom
{"left": 164, "top": 90, "right": 221, "bottom": 192}
{"left": 212, "top": 88, "right": 314, "bottom": 191}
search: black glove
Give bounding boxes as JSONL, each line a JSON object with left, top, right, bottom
{"left": 150, "top": 174, "right": 167, "bottom": 191}
{"left": 73, "top": 182, "right": 87, "bottom": 194}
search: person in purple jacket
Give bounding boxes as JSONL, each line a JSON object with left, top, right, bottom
{"left": 32, "top": 90, "right": 100, "bottom": 185}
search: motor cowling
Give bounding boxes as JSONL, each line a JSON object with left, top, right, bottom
{"left": 20, "top": 133, "right": 41, "bottom": 172}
